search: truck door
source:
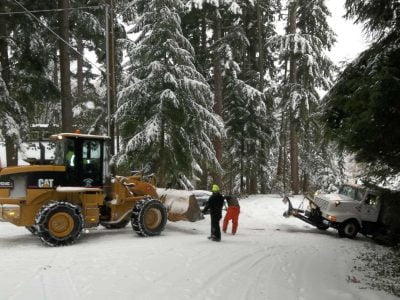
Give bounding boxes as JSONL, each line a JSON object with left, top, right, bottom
{"left": 361, "top": 193, "right": 381, "bottom": 222}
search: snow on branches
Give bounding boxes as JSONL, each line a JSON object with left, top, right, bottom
{"left": 117, "top": 0, "right": 223, "bottom": 184}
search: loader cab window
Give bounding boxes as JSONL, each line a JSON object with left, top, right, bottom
{"left": 53, "top": 139, "right": 75, "bottom": 167}
{"left": 54, "top": 140, "right": 66, "bottom": 166}
{"left": 81, "top": 140, "right": 102, "bottom": 187}
{"left": 65, "top": 141, "right": 76, "bottom": 167}
{"left": 54, "top": 138, "right": 79, "bottom": 186}
{"left": 54, "top": 137, "right": 104, "bottom": 187}
{"left": 103, "top": 140, "right": 111, "bottom": 182}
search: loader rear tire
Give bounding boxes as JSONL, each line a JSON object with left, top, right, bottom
{"left": 131, "top": 198, "right": 167, "bottom": 237}
{"left": 35, "top": 202, "right": 84, "bottom": 247}
{"left": 338, "top": 220, "right": 359, "bottom": 239}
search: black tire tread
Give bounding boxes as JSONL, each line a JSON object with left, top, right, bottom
{"left": 35, "top": 201, "right": 84, "bottom": 247}
{"left": 338, "top": 219, "right": 359, "bottom": 239}
{"left": 26, "top": 226, "right": 38, "bottom": 236}
{"left": 131, "top": 198, "right": 167, "bottom": 237}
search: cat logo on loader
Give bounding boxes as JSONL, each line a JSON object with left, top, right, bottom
{"left": 0, "top": 132, "right": 202, "bottom": 246}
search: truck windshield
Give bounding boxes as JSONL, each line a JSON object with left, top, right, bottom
{"left": 338, "top": 185, "right": 365, "bottom": 201}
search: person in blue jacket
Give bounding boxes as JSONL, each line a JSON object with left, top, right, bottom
{"left": 203, "top": 184, "right": 224, "bottom": 242}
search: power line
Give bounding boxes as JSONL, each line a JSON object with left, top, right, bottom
{"left": 11, "top": 0, "right": 105, "bottom": 74}
{"left": 0, "top": 5, "right": 103, "bottom": 15}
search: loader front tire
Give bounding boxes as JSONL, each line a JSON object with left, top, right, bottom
{"left": 338, "top": 220, "right": 359, "bottom": 239}
{"left": 131, "top": 198, "right": 167, "bottom": 237}
{"left": 35, "top": 202, "right": 84, "bottom": 247}
{"left": 26, "top": 226, "right": 38, "bottom": 235}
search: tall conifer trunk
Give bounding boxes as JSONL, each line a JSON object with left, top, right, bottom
{"left": 158, "top": 117, "right": 166, "bottom": 187}
{"left": 0, "top": 2, "right": 10, "bottom": 88}
{"left": 106, "top": 0, "right": 116, "bottom": 154}
{"left": 77, "top": 37, "right": 83, "bottom": 98}
{"left": 53, "top": 53, "right": 59, "bottom": 88}
{"left": 200, "top": 15, "right": 207, "bottom": 75}
{"left": 240, "top": 137, "right": 245, "bottom": 194}
{"left": 58, "top": 0, "right": 73, "bottom": 132}
{"left": 288, "top": 1, "right": 300, "bottom": 194}
{"left": 212, "top": 12, "right": 223, "bottom": 187}
{"left": 0, "top": 1, "right": 17, "bottom": 166}
{"left": 276, "top": 111, "right": 285, "bottom": 178}
{"left": 256, "top": 0, "right": 264, "bottom": 91}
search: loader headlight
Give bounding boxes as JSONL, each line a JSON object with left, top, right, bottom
{"left": 335, "top": 200, "right": 341, "bottom": 207}
{"left": 1, "top": 205, "right": 20, "bottom": 220}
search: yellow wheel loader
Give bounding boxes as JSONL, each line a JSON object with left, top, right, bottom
{"left": 0, "top": 132, "right": 202, "bottom": 246}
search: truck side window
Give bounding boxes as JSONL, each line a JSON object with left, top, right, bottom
{"left": 365, "top": 194, "right": 377, "bottom": 206}
{"left": 355, "top": 189, "right": 364, "bottom": 201}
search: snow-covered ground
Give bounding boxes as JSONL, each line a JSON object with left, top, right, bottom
{"left": 0, "top": 195, "right": 397, "bottom": 300}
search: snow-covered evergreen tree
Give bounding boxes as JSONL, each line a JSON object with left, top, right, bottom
{"left": 325, "top": 0, "right": 400, "bottom": 180}
{"left": 69, "top": 1, "right": 110, "bottom": 135}
{"left": 183, "top": 0, "right": 279, "bottom": 193}
{"left": 117, "top": 0, "right": 223, "bottom": 187}
{"left": 267, "top": 0, "right": 337, "bottom": 193}
{"left": 0, "top": 72, "right": 27, "bottom": 164}
{"left": 220, "top": 25, "right": 273, "bottom": 194}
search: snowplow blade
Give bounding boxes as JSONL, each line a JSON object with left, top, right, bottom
{"left": 282, "top": 195, "right": 294, "bottom": 217}
{"left": 282, "top": 195, "right": 304, "bottom": 217}
{"left": 157, "top": 188, "right": 204, "bottom": 222}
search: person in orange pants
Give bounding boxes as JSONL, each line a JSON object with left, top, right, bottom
{"left": 222, "top": 196, "right": 240, "bottom": 235}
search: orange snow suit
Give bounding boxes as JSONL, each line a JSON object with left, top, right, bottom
{"left": 223, "top": 204, "right": 240, "bottom": 235}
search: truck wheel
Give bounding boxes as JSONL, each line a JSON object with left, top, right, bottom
{"left": 338, "top": 220, "right": 359, "bottom": 239}
{"left": 26, "top": 226, "right": 38, "bottom": 235}
{"left": 102, "top": 219, "right": 130, "bottom": 229}
{"left": 35, "top": 202, "right": 84, "bottom": 247}
{"left": 131, "top": 198, "right": 167, "bottom": 237}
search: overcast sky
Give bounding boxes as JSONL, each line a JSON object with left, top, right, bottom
{"left": 326, "top": 0, "right": 369, "bottom": 65}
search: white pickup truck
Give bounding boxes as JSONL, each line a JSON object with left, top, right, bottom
{"left": 283, "top": 183, "right": 383, "bottom": 239}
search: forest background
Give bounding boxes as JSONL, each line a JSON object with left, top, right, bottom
{"left": 0, "top": 0, "right": 399, "bottom": 195}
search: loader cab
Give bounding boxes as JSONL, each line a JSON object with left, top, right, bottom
{"left": 51, "top": 133, "right": 111, "bottom": 188}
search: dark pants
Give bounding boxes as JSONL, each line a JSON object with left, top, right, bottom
{"left": 210, "top": 213, "right": 222, "bottom": 240}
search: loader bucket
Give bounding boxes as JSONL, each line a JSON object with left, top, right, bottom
{"left": 157, "top": 188, "right": 203, "bottom": 222}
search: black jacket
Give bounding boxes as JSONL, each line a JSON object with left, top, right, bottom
{"left": 203, "top": 192, "right": 224, "bottom": 217}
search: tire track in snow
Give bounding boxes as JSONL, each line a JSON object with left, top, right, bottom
{"left": 194, "top": 247, "right": 284, "bottom": 300}
{"left": 37, "top": 253, "right": 82, "bottom": 300}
